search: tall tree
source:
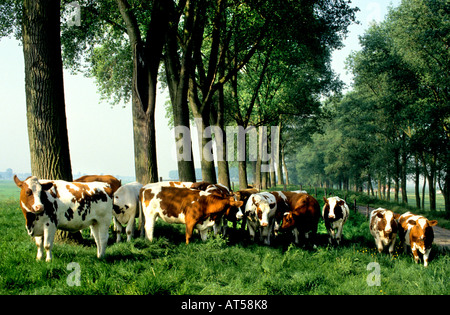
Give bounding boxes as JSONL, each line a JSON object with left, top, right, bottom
{"left": 22, "top": 0, "right": 72, "bottom": 180}
{"left": 163, "top": 0, "right": 197, "bottom": 182}
{"left": 116, "top": 0, "right": 170, "bottom": 184}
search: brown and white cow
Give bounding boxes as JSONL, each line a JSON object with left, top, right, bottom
{"left": 279, "top": 192, "right": 320, "bottom": 247}
{"left": 202, "top": 183, "right": 240, "bottom": 236}
{"left": 139, "top": 185, "right": 243, "bottom": 244}
{"left": 243, "top": 192, "right": 278, "bottom": 245}
{"left": 397, "top": 212, "right": 437, "bottom": 267}
{"left": 322, "top": 196, "right": 349, "bottom": 245}
{"left": 369, "top": 208, "right": 398, "bottom": 255}
{"left": 14, "top": 175, "right": 113, "bottom": 261}
{"left": 74, "top": 174, "right": 122, "bottom": 193}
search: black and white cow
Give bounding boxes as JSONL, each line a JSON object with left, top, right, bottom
{"left": 322, "top": 196, "right": 349, "bottom": 245}
{"left": 242, "top": 192, "right": 277, "bottom": 245}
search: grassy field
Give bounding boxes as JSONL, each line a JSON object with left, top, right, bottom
{"left": 0, "top": 181, "right": 448, "bottom": 295}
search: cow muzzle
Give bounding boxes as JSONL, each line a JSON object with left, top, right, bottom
{"left": 328, "top": 213, "right": 335, "bottom": 219}
{"left": 261, "top": 222, "right": 268, "bottom": 227}
{"left": 33, "top": 204, "right": 44, "bottom": 213}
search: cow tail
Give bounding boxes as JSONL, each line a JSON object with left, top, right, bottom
{"left": 138, "top": 194, "right": 145, "bottom": 237}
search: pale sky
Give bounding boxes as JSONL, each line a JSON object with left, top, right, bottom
{"left": 0, "top": 0, "right": 400, "bottom": 180}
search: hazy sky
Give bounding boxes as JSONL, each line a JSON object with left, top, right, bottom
{"left": 0, "top": 0, "right": 400, "bottom": 180}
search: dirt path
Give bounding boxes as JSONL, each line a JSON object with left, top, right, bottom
{"left": 356, "top": 205, "right": 450, "bottom": 252}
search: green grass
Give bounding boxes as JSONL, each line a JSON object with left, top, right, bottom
{"left": 0, "top": 183, "right": 449, "bottom": 295}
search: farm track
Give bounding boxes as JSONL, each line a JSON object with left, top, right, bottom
{"left": 356, "top": 205, "right": 450, "bottom": 251}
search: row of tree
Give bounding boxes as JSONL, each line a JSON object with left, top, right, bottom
{"left": 0, "top": 0, "right": 357, "bottom": 189}
{"left": 294, "top": 0, "right": 449, "bottom": 213}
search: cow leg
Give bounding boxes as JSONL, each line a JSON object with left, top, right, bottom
{"left": 336, "top": 225, "right": 343, "bottom": 246}
{"left": 293, "top": 228, "right": 300, "bottom": 245}
{"left": 262, "top": 227, "right": 271, "bottom": 246}
{"left": 327, "top": 228, "right": 335, "bottom": 245}
{"left": 35, "top": 236, "right": 44, "bottom": 261}
{"left": 125, "top": 212, "right": 136, "bottom": 242}
{"left": 375, "top": 236, "right": 384, "bottom": 253}
{"left": 113, "top": 216, "right": 122, "bottom": 243}
{"left": 91, "top": 222, "right": 109, "bottom": 259}
{"left": 247, "top": 223, "right": 256, "bottom": 242}
{"left": 43, "top": 226, "right": 56, "bottom": 262}
{"left": 411, "top": 246, "right": 420, "bottom": 264}
{"left": 423, "top": 248, "right": 431, "bottom": 267}
{"left": 199, "top": 229, "right": 209, "bottom": 241}
{"left": 144, "top": 214, "right": 157, "bottom": 242}
{"left": 388, "top": 237, "right": 396, "bottom": 256}
{"left": 185, "top": 221, "right": 196, "bottom": 244}
{"left": 138, "top": 202, "right": 145, "bottom": 238}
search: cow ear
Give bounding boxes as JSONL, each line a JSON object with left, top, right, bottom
{"left": 13, "top": 175, "right": 23, "bottom": 188}
{"left": 393, "top": 213, "right": 401, "bottom": 220}
{"left": 323, "top": 196, "right": 328, "bottom": 204}
{"left": 428, "top": 220, "right": 438, "bottom": 226}
{"left": 41, "top": 182, "right": 53, "bottom": 191}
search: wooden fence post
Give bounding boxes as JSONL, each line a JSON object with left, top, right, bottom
{"left": 354, "top": 199, "right": 357, "bottom": 214}
{"left": 366, "top": 204, "right": 370, "bottom": 219}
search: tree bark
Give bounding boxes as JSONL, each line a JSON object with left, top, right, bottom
{"left": 164, "top": 0, "right": 196, "bottom": 182}
{"left": 414, "top": 155, "right": 421, "bottom": 209}
{"left": 22, "top": 0, "right": 72, "bottom": 181}
{"left": 117, "top": 0, "right": 169, "bottom": 184}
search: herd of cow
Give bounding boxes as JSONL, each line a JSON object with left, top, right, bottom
{"left": 13, "top": 174, "right": 437, "bottom": 267}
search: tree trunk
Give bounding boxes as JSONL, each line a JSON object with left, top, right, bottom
{"left": 394, "top": 149, "right": 400, "bottom": 203}
{"left": 22, "top": 0, "right": 78, "bottom": 243}
{"left": 401, "top": 149, "right": 408, "bottom": 204}
{"left": 22, "top": 0, "right": 72, "bottom": 181}
{"left": 117, "top": 0, "right": 169, "bottom": 184}
{"left": 132, "top": 103, "right": 158, "bottom": 184}
{"left": 414, "top": 155, "right": 421, "bottom": 209}
{"left": 422, "top": 173, "right": 426, "bottom": 209}
{"left": 193, "top": 115, "right": 217, "bottom": 183}
{"left": 164, "top": 0, "right": 196, "bottom": 182}
{"left": 215, "top": 60, "right": 230, "bottom": 188}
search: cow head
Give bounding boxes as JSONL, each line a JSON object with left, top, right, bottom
{"left": 112, "top": 186, "right": 131, "bottom": 215}
{"left": 376, "top": 210, "right": 397, "bottom": 236}
{"left": 281, "top": 211, "right": 295, "bottom": 230}
{"left": 245, "top": 196, "right": 272, "bottom": 226}
{"left": 323, "top": 196, "right": 345, "bottom": 219}
{"left": 409, "top": 218, "right": 437, "bottom": 254}
{"left": 14, "top": 175, "right": 53, "bottom": 214}
{"left": 224, "top": 196, "right": 243, "bottom": 219}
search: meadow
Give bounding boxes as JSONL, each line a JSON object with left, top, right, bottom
{"left": 0, "top": 181, "right": 448, "bottom": 295}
